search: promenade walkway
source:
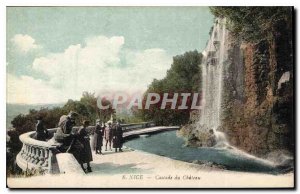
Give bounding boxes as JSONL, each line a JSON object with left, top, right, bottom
{"left": 8, "top": 147, "right": 294, "bottom": 188}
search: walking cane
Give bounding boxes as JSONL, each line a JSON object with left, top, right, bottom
{"left": 66, "top": 136, "right": 76, "bottom": 153}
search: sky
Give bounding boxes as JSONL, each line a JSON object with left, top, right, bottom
{"left": 7, "top": 7, "right": 214, "bottom": 104}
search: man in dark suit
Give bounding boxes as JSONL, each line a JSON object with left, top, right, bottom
{"left": 112, "top": 121, "right": 124, "bottom": 152}
{"left": 94, "top": 119, "right": 104, "bottom": 154}
{"left": 35, "top": 116, "right": 49, "bottom": 141}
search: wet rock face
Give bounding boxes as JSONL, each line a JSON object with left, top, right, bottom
{"left": 177, "top": 110, "right": 217, "bottom": 148}
{"left": 221, "top": 25, "right": 293, "bottom": 156}
{"left": 180, "top": 21, "right": 293, "bottom": 157}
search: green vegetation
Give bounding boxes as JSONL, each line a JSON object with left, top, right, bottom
{"left": 209, "top": 7, "right": 294, "bottom": 154}
{"left": 135, "top": 50, "right": 203, "bottom": 125}
{"left": 210, "top": 7, "right": 293, "bottom": 42}
{"left": 116, "top": 111, "right": 145, "bottom": 124}
{"left": 7, "top": 92, "right": 115, "bottom": 175}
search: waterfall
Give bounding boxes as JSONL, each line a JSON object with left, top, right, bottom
{"left": 194, "top": 18, "right": 289, "bottom": 170}
{"left": 198, "top": 18, "right": 229, "bottom": 146}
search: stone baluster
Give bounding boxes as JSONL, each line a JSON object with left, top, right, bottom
{"left": 30, "top": 146, "right": 35, "bottom": 161}
{"left": 37, "top": 148, "right": 45, "bottom": 166}
{"left": 16, "top": 128, "right": 64, "bottom": 173}
{"left": 28, "top": 145, "right": 34, "bottom": 163}
{"left": 33, "top": 147, "right": 40, "bottom": 164}
{"left": 48, "top": 149, "right": 53, "bottom": 173}
{"left": 43, "top": 148, "right": 49, "bottom": 168}
{"left": 24, "top": 145, "right": 29, "bottom": 159}
{"left": 29, "top": 147, "right": 35, "bottom": 163}
{"left": 27, "top": 145, "right": 32, "bottom": 160}
{"left": 23, "top": 145, "right": 28, "bottom": 160}
{"left": 25, "top": 145, "right": 32, "bottom": 161}
{"left": 29, "top": 146, "right": 36, "bottom": 163}
{"left": 20, "top": 144, "right": 26, "bottom": 158}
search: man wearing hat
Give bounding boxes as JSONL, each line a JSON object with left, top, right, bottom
{"left": 112, "top": 120, "right": 124, "bottom": 152}
{"left": 58, "top": 111, "right": 78, "bottom": 134}
{"left": 104, "top": 122, "right": 113, "bottom": 151}
{"left": 55, "top": 111, "right": 79, "bottom": 152}
{"left": 94, "top": 119, "right": 104, "bottom": 154}
{"left": 35, "top": 116, "right": 49, "bottom": 141}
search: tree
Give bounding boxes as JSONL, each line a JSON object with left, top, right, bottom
{"left": 7, "top": 106, "right": 66, "bottom": 175}
{"left": 7, "top": 92, "right": 115, "bottom": 175}
{"left": 135, "top": 50, "right": 203, "bottom": 125}
{"left": 209, "top": 7, "right": 292, "bottom": 42}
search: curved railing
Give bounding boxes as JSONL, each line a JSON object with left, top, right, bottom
{"left": 16, "top": 128, "right": 61, "bottom": 173}
{"left": 16, "top": 122, "right": 158, "bottom": 174}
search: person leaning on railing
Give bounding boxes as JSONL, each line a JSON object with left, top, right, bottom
{"left": 53, "top": 111, "right": 93, "bottom": 173}
{"left": 34, "top": 115, "right": 49, "bottom": 141}
{"left": 54, "top": 111, "right": 80, "bottom": 153}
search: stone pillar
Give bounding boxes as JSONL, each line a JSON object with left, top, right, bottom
{"left": 56, "top": 153, "right": 85, "bottom": 174}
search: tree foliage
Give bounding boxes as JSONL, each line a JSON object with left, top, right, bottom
{"left": 7, "top": 92, "right": 115, "bottom": 175}
{"left": 210, "top": 7, "right": 293, "bottom": 42}
{"left": 135, "top": 50, "right": 202, "bottom": 125}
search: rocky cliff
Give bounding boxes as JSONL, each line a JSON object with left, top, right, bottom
{"left": 221, "top": 37, "right": 293, "bottom": 156}
{"left": 179, "top": 11, "right": 294, "bottom": 157}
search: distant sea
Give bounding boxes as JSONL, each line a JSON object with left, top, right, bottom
{"left": 6, "top": 103, "right": 64, "bottom": 130}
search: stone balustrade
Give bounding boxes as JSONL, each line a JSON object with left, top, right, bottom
{"left": 16, "top": 122, "right": 157, "bottom": 174}
{"left": 16, "top": 128, "right": 60, "bottom": 173}
{"left": 121, "top": 122, "right": 155, "bottom": 132}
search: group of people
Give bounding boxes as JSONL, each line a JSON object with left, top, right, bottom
{"left": 34, "top": 111, "right": 124, "bottom": 173}
{"left": 94, "top": 119, "right": 124, "bottom": 155}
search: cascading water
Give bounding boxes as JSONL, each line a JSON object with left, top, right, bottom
{"left": 195, "top": 19, "right": 291, "bottom": 170}
{"left": 198, "top": 18, "right": 229, "bottom": 146}
{"left": 125, "top": 18, "right": 291, "bottom": 173}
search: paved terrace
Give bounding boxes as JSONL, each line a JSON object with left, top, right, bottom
{"left": 16, "top": 123, "right": 179, "bottom": 174}
{"left": 10, "top": 146, "right": 294, "bottom": 188}
{"left": 10, "top": 124, "right": 294, "bottom": 188}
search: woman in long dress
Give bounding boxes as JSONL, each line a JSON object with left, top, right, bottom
{"left": 112, "top": 122, "right": 123, "bottom": 152}
{"left": 77, "top": 120, "right": 93, "bottom": 173}
{"left": 93, "top": 119, "right": 104, "bottom": 154}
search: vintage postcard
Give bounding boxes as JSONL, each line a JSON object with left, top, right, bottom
{"left": 6, "top": 6, "right": 294, "bottom": 188}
